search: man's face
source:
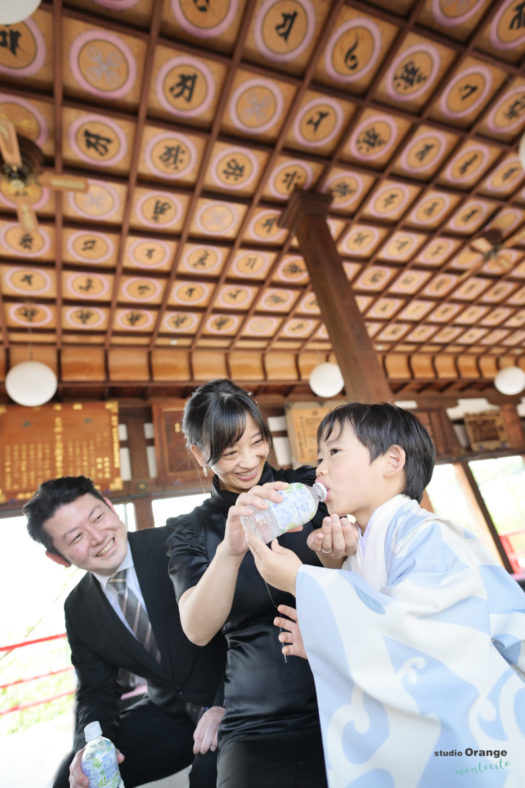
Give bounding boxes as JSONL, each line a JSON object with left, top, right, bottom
{"left": 43, "top": 493, "right": 128, "bottom": 576}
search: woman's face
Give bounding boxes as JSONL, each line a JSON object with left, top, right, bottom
{"left": 209, "top": 413, "right": 270, "bottom": 494}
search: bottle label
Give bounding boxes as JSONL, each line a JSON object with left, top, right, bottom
{"left": 271, "top": 483, "right": 317, "bottom": 534}
{"left": 82, "top": 739, "right": 123, "bottom": 787}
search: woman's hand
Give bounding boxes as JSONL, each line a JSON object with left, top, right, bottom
{"left": 246, "top": 533, "right": 302, "bottom": 595}
{"left": 307, "top": 513, "right": 358, "bottom": 567}
{"left": 274, "top": 604, "right": 307, "bottom": 660}
{"left": 223, "top": 481, "right": 289, "bottom": 557}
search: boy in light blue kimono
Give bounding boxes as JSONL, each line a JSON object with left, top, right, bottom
{"left": 246, "top": 402, "right": 525, "bottom": 788}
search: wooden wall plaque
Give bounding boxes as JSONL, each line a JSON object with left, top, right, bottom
{"left": 414, "top": 407, "right": 460, "bottom": 459}
{"left": 152, "top": 401, "right": 205, "bottom": 488}
{"left": 0, "top": 401, "right": 122, "bottom": 503}
{"left": 285, "top": 402, "right": 333, "bottom": 468}
{"left": 464, "top": 409, "right": 508, "bottom": 451}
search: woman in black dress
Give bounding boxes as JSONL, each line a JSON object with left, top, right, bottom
{"left": 165, "top": 379, "right": 329, "bottom": 788}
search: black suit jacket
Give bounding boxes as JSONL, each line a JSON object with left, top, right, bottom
{"left": 64, "top": 526, "right": 226, "bottom": 751}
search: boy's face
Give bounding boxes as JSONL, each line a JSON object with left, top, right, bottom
{"left": 43, "top": 493, "right": 128, "bottom": 576}
{"left": 316, "top": 422, "right": 389, "bottom": 527}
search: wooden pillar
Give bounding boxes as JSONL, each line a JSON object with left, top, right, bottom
{"left": 133, "top": 496, "right": 154, "bottom": 531}
{"left": 279, "top": 191, "right": 392, "bottom": 403}
{"left": 122, "top": 408, "right": 154, "bottom": 529}
{"left": 460, "top": 461, "right": 513, "bottom": 573}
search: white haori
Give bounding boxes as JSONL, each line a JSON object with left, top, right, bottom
{"left": 297, "top": 495, "right": 525, "bottom": 787}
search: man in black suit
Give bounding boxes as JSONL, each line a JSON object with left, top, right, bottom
{"left": 24, "top": 476, "right": 226, "bottom": 788}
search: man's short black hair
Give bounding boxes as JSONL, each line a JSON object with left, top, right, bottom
{"left": 24, "top": 476, "right": 106, "bottom": 556}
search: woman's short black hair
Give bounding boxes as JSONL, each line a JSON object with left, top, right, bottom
{"left": 182, "top": 379, "right": 272, "bottom": 465}
{"left": 317, "top": 402, "right": 435, "bottom": 502}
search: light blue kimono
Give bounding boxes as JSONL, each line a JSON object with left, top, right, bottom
{"left": 296, "top": 495, "right": 525, "bottom": 787}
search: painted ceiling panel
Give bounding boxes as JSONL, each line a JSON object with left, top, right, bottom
{"left": 0, "top": 0, "right": 523, "bottom": 399}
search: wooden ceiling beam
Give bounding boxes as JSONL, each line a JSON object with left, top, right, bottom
{"left": 323, "top": 6, "right": 525, "bottom": 356}
{"left": 280, "top": 190, "right": 393, "bottom": 403}
{"left": 61, "top": 0, "right": 525, "bottom": 86}
{"left": 0, "top": 291, "right": 8, "bottom": 349}
{"left": 104, "top": 0, "right": 165, "bottom": 350}
{"left": 227, "top": 233, "right": 297, "bottom": 351}
{"left": 344, "top": 0, "right": 524, "bottom": 77}
{"left": 52, "top": 0, "right": 66, "bottom": 352}
{"left": 2, "top": 73, "right": 517, "bottom": 162}
{"left": 315, "top": 5, "right": 475, "bottom": 343}
{"left": 327, "top": 0, "right": 514, "bottom": 255}
{"left": 179, "top": 0, "right": 347, "bottom": 355}
{"left": 57, "top": 150, "right": 516, "bottom": 197}
{"left": 1, "top": 0, "right": 523, "bottom": 393}
{"left": 60, "top": 3, "right": 150, "bottom": 41}
{"left": 147, "top": 0, "right": 260, "bottom": 351}
{"left": 375, "top": 127, "right": 521, "bottom": 353}
{"left": 317, "top": 0, "right": 441, "bottom": 195}
{"left": 342, "top": 145, "right": 511, "bottom": 341}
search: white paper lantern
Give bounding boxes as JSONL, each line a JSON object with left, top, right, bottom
{"left": 309, "top": 362, "right": 344, "bottom": 398}
{"left": 5, "top": 360, "right": 57, "bottom": 406}
{"left": 494, "top": 366, "right": 525, "bottom": 396}
{"left": 0, "top": 0, "right": 41, "bottom": 24}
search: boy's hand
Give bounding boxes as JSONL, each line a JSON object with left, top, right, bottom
{"left": 307, "top": 514, "right": 358, "bottom": 567}
{"left": 274, "top": 604, "right": 307, "bottom": 660}
{"left": 246, "top": 533, "right": 302, "bottom": 596}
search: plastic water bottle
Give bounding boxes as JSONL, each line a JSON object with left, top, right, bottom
{"left": 81, "top": 721, "right": 125, "bottom": 787}
{"left": 241, "top": 481, "right": 327, "bottom": 543}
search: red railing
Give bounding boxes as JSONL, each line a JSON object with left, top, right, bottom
{"left": 500, "top": 529, "right": 525, "bottom": 574}
{"left": 0, "top": 632, "right": 75, "bottom": 716}
{"left": 0, "top": 632, "right": 68, "bottom": 652}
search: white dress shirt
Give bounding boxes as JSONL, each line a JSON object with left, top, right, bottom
{"left": 93, "top": 544, "right": 149, "bottom": 640}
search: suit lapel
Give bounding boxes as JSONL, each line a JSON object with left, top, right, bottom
{"left": 82, "top": 573, "right": 145, "bottom": 660}
{"left": 83, "top": 552, "right": 165, "bottom": 676}
{"left": 129, "top": 531, "right": 170, "bottom": 677}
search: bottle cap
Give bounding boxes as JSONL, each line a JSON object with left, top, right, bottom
{"left": 84, "top": 721, "right": 102, "bottom": 742}
{"left": 312, "top": 481, "right": 327, "bottom": 501}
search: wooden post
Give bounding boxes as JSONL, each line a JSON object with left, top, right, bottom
{"left": 133, "top": 496, "right": 154, "bottom": 531}
{"left": 460, "top": 462, "right": 513, "bottom": 573}
{"left": 122, "top": 408, "right": 154, "bottom": 529}
{"left": 279, "top": 191, "right": 392, "bottom": 403}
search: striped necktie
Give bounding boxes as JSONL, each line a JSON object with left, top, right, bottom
{"left": 108, "top": 569, "right": 161, "bottom": 663}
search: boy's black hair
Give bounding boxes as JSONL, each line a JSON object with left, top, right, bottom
{"left": 317, "top": 402, "right": 435, "bottom": 502}
{"left": 24, "top": 475, "right": 107, "bottom": 557}
{"left": 182, "top": 378, "right": 272, "bottom": 466}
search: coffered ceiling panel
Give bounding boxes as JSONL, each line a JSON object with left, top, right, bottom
{"left": 0, "top": 0, "right": 523, "bottom": 400}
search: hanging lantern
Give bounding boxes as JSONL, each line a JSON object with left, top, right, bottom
{"left": 494, "top": 366, "right": 525, "bottom": 396}
{"left": 0, "top": 0, "right": 41, "bottom": 24}
{"left": 5, "top": 360, "right": 58, "bottom": 407}
{"left": 309, "top": 362, "right": 344, "bottom": 398}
